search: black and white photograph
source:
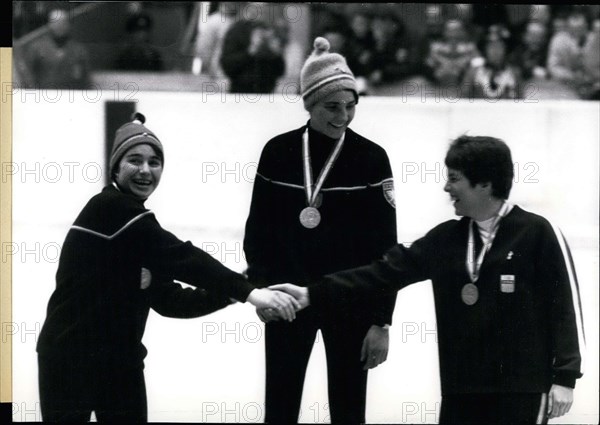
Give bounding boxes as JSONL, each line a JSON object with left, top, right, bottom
{"left": 3, "top": 2, "right": 599, "bottom": 423}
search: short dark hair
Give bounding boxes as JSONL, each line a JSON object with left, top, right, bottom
{"left": 445, "top": 135, "right": 514, "bottom": 199}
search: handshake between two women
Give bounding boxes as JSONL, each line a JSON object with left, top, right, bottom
{"left": 249, "top": 284, "right": 310, "bottom": 322}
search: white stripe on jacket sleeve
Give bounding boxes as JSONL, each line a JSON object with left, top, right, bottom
{"left": 549, "top": 221, "right": 586, "bottom": 375}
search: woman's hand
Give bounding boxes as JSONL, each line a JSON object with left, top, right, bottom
{"left": 547, "top": 384, "right": 573, "bottom": 419}
{"left": 268, "top": 284, "right": 310, "bottom": 311}
{"left": 256, "top": 307, "right": 280, "bottom": 323}
{"left": 246, "top": 288, "right": 300, "bottom": 321}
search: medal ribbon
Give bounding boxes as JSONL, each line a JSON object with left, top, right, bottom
{"left": 466, "top": 202, "right": 511, "bottom": 283}
{"left": 302, "top": 128, "right": 345, "bottom": 207}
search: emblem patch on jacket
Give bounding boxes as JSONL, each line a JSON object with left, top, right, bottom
{"left": 382, "top": 179, "right": 396, "bottom": 208}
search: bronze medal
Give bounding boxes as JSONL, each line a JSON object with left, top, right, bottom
{"left": 300, "top": 207, "right": 321, "bottom": 229}
{"left": 461, "top": 283, "right": 479, "bottom": 305}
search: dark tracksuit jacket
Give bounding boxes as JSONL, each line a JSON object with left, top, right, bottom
{"left": 244, "top": 124, "right": 398, "bottom": 325}
{"left": 37, "top": 184, "right": 255, "bottom": 366}
{"left": 310, "top": 205, "right": 585, "bottom": 395}
{"left": 243, "top": 123, "right": 398, "bottom": 422}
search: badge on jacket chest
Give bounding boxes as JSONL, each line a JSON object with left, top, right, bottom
{"left": 500, "top": 274, "right": 515, "bottom": 293}
{"left": 382, "top": 179, "right": 395, "bottom": 208}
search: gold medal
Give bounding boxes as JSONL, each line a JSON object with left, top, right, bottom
{"left": 299, "top": 207, "right": 321, "bottom": 228}
{"left": 461, "top": 283, "right": 479, "bottom": 305}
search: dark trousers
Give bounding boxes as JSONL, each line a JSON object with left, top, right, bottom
{"left": 440, "top": 393, "right": 548, "bottom": 424}
{"left": 264, "top": 308, "right": 370, "bottom": 424}
{"left": 38, "top": 354, "right": 147, "bottom": 422}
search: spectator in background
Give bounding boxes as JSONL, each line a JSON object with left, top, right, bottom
{"left": 509, "top": 21, "right": 549, "bottom": 80}
{"left": 424, "top": 3, "right": 446, "bottom": 40}
{"left": 115, "top": 12, "right": 164, "bottom": 72}
{"left": 530, "top": 4, "right": 552, "bottom": 27}
{"left": 321, "top": 25, "right": 351, "bottom": 57}
{"left": 318, "top": 25, "right": 371, "bottom": 95}
{"left": 446, "top": 4, "right": 481, "bottom": 43}
{"left": 462, "top": 25, "right": 522, "bottom": 100}
{"left": 319, "top": 24, "right": 349, "bottom": 57}
{"left": 346, "top": 11, "right": 375, "bottom": 81}
{"left": 20, "top": 7, "right": 91, "bottom": 89}
{"left": 451, "top": 3, "right": 475, "bottom": 23}
{"left": 425, "top": 19, "right": 479, "bottom": 87}
{"left": 13, "top": 1, "right": 50, "bottom": 40}
{"left": 551, "top": 14, "right": 569, "bottom": 36}
{"left": 415, "top": 4, "right": 445, "bottom": 79}
{"left": 194, "top": 2, "right": 242, "bottom": 78}
{"left": 497, "top": 5, "right": 549, "bottom": 49}
{"left": 220, "top": 18, "right": 286, "bottom": 93}
{"left": 580, "top": 17, "right": 600, "bottom": 100}
{"left": 311, "top": 7, "right": 348, "bottom": 47}
{"left": 471, "top": 4, "right": 509, "bottom": 39}
{"left": 547, "top": 10, "right": 590, "bottom": 94}
{"left": 368, "top": 13, "right": 415, "bottom": 87}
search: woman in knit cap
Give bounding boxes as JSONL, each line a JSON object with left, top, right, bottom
{"left": 36, "top": 113, "right": 300, "bottom": 422}
{"left": 243, "top": 37, "right": 398, "bottom": 424}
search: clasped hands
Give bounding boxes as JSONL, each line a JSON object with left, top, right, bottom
{"left": 247, "top": 284, "right": 310, "bottom": 322}
{"left": 252, "top": 283, "right": 389, "bottom": 370}
{"left": 139, "top": 268, "right": 308, "bottom": 322}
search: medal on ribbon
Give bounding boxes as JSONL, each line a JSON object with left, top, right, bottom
{"left": 461, "top": 283, "right": 479, "bottom": 305}
{"left": 299, "top": 128, "right": 345, "bottom": 229}
{"left": 463, "top": 202, "right": 511, "bottom": 305}
{"left": 299, "top": 207, "right": 321, "bottom": 229}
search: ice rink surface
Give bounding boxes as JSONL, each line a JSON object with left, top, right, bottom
{"left": 10, "top": 92, "right": 599, "bottom": 423}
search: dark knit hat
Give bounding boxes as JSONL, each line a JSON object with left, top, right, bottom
{"left": 300, "top": 37, "right": 358, "bottom": 111}
{"left": 109, "top": 112, "right": 163, "bottom": 179}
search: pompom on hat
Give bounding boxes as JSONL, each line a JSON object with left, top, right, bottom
{"left": 300, "top": 37, "right": 358, "bottom": 111}
{"left": 109, "top": 112, "right": 164, "bottom": 179}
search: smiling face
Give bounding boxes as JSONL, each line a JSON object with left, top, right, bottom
{"left": 114, "top": 144, "right": 163, "bottom": 200}
{"left": 444, "top": 168, "right": 491, "bottom": 219}
{"left": 309, "top": 90, "right": 356, "bottom": 139}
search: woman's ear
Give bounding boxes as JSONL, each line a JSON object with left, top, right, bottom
{"left": 478, "top": 181, "right": 493, "bottom": 194}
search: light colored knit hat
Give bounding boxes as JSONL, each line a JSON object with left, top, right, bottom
{"left": 109, "top": 112, "right": 164, "bottom": 179}
{"left": 300, "top": 37, "right": 358, "bottom": 111}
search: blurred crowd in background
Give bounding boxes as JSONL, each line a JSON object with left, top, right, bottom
{"left": 12, "top": 2, "right": 600, "bottom": 100}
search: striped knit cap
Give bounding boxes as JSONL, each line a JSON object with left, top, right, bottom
{"left": 109, "top": 112, "right": 164, "bottom": 179}
{"left": 300, "top": 37, "right": 358, "bottom": 111}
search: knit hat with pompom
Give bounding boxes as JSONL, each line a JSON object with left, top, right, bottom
{"left": 300, "top": 37, "right": 358, "bottom": 111}
{"left": 109, "top": 112, "right": 164, "bottom": 179}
